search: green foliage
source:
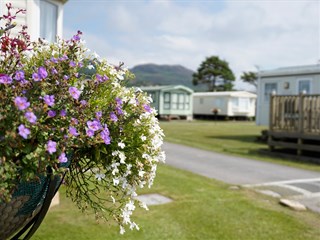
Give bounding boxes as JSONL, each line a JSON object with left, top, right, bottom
{"left": 241, "top": 71, "right": 258, "bottom": 88}
{"left": 192, "top": 56, "right": 235, "bottom": 92}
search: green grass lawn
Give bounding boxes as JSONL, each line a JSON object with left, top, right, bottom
{"left": 32, "top": 120, "right": 320, "bottom": 239}
{"left": 34, "top": 165, "right": 320, "bottom": 240}
{"left": 161, "top": 120, "right": 320, "bottom": 171}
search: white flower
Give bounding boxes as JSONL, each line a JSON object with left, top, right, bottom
{"left": 126, "top": 200, "right": 135, "bottom": 211}
{"left": 139, "top": 201, "right": 149, "bottom": 211}
{"left": 140, "top": 135, "right": 147, "bottom": 141}
{"left": 93, "top": 51, "right": 100, "bottom": 58}
{"left": 120, "top": 225, "right": 125, "bottom": 235}
{"left": 95, "top": 173, "right": 105, "bottom": 181}
{"left": 113, "top": 178, "right": 120, "bottom": 186}
{"left": 87, "top": 64, "right": 95, "bottom": 69}
{"left": 142, "top": 153, "right": 151, "bottom": 160}
{"left": 130, "top": 222, "right": 139, "bottom": 230}
{"left": 118, "top": 142, "right": 125, "bottom": 149}
{"left": 118, "top": 151, "right": 126, "bottom": 164}
{"left": 138, "top": 170, "right": 145, "bottom": 177}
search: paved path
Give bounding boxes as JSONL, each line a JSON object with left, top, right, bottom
{"left": 163, "top": 142, "right": 320, "bottom": 213}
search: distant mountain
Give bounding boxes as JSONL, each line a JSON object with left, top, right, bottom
{"left": 129, "top": 63, "right": 206, "bottom": 91}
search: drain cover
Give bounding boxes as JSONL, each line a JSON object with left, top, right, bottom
{"left": 135, "top": 194, "right": 172, "bottom": 206}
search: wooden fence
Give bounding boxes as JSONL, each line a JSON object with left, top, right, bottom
{"left": 270, "top": 94, "right": 320, "bottom": 135}
{"left": 268, "top": 94, "right": 320, "bottom": 158}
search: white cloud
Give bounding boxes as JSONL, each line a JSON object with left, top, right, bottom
{"left": 63, "top": 0, "right": 320, "bottom": 90}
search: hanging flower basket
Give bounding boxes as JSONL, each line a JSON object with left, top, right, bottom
{"left": 0, "top": 167, "right": 63, "bottom": 239}
{"left": 0, "top": 3, "right": 165, "bottom": 238}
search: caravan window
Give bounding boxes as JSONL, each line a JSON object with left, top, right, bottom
{"left": 264, "top": 83, "right": 277, "bottom": 102}
{"left": 298, "top": 79, "right": 311, "bottom": 94}
{"left": 40, "top": 0, "right": 58, "bottom": 42}
{"left": 164, "top": 92, "right": 170, "bottom": 109}
{"left": 185, "top": 94, "right": 190, "bottom": 109}
{"left": 171, "top": 93, "right": 178, "bottom": 110}
{"left": 178, "top": 93, "right": 185, "bottom": 110}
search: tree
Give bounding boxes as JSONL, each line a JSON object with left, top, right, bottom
{"left": 240, "top": 71, "right": 257, "bottom": 88}
{"left": 192, "top": 56, "right": 235, "bottom": 91}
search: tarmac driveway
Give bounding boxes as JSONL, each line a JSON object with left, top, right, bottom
{"left": 163, "top": 142, "right": 320, "bottom": 213}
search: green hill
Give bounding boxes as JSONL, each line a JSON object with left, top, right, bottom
{"left": 129, "top": 64, "right": 206, "bottom": 91}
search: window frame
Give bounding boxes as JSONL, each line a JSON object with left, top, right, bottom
{"left": 297, "top": 78, "right": 312, "bottom": 94}
{"left": 40, "top": 0, "right": 59, "bottom": 42}
{"left": 163, "top": 92, "right": 171, "bottom": 110}
{"left": 264, "top": 82, "right": 278, "bottom": 102}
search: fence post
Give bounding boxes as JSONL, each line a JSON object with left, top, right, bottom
{"left": 268, "top": 93, "right": 275, "bottom": 151}
{"left": 297, "top": 92, "right": 304, "bottom": 156}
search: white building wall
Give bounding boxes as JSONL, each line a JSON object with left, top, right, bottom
{"left": 193, "top": 92, "right": 256, "bottom": 117}
{"left": 0, "top": 0, "right": 65, "bottom": 41}
{"left": 256, "top": 70, "right": 320, "bottom": 126}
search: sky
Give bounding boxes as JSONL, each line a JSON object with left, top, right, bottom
{"left": 63, "top": 0, "right": 320, "bottom": 90}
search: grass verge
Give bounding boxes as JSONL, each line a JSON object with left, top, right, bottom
{"left": 34, "top": 165, "right": 320, "bottom": 240}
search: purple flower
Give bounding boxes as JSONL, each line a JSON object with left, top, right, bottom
{"left": 143, "top": 104, "right": 152, "bottom": 113}
{"left": 86, "top": 129, "right": 94, "bottom": 137}
{"left": 32, "top": 73, "right": 40, "bottom": 82}
{"left": 63, "top": 75, "right": 69, "bottom": 80}
{"left": 38, "top": 66, "right": 48, "bottom": 79}
{"left": 110, "top": 112, "right": 118, "bottom": 122}
{"left": 69, "top": 61, "right": 76, "bottom": 68}
{"left": 51, "top": 68, "right": 58, "bottom": 75}
{"left": 18, "top": 124, "right": 30, "bottom": 139}
{"left": 60, "top": 109, "right": 67, "bottom": 117}
{"left": 51, "top": 57, "right": 58, "bottom": 64}
{"left": 80, "top": 100, "right": 87, "bottom": 106}
{"left": 95, "top": 111, "right": 102, "bottom": 119}
{"left": 25, "top": 111, "right": 37, "bottom": 124}
{"left": 87, "top": 120, "right": 101, "bottom": 132}
{"left": 14, "top": 70, "right": 25, "bottom": 81}
{"left": 95, "top": 74, "right": 102, "bottom": 82}
{"left": 71, "top": 118, "right": 79, "bottom": 125}
{"left": 115, "top": 97, "right": 123, "bottom": 106}
{"left": 69, "top": 86, "right": 81, "bottom": 100}
{"left": 43, "top": 95, "right": 55, "bottom": 106}
{"left": 116, "top": 106, "right": 123, "bottom": 115}
{"left": 102, "top": 75, "right": 109, "bottom": 82}
{"left": 72, "top": 34, "right": 80, "bottom": 41}
{"left": 14, "top": 96, "right": 30, "bottom": 110}
{"left": 69, "top": 126, "right": 79, "bottom": 136}
{"left": 100, "top": 126, "right": 111, "bottom": 145}
{"left": 19, "top": 79, "right": 29, "bottom": 85}
{"left": 0, "top": 74, "right": 12, "bottom": 84}
{"left": 58, "top": 152, "right": 68, "bottom": 163}
{"left": 48, "top": 110, "right": 56, "bottom": 118}
{"left": 46, "top": 140, "right": 57, "bottom": 154}
{"left": 60, "top": 55, "right": 68, "bottom": 61}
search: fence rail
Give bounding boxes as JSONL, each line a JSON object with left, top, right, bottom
{"left": 270, "top": 94, "right": 320, "bottom": 135}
